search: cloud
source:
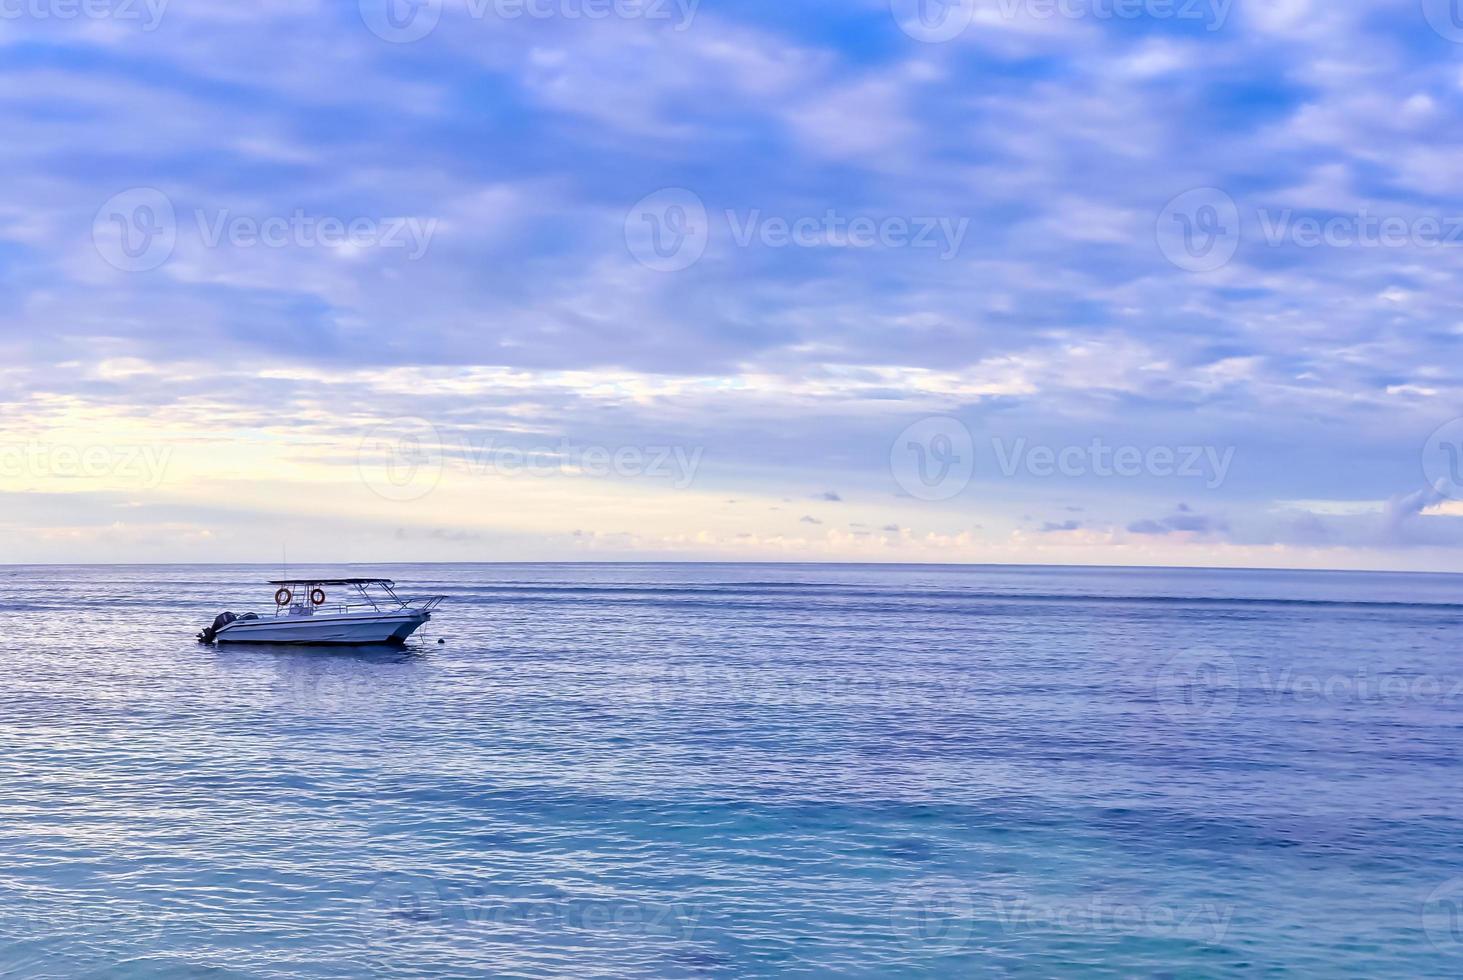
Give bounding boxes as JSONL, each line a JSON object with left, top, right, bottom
{"left": 1384, "top": 484, "right": 1447, "bottom": 535}
{"left": 0, "top": 1, "right": 1461, "bottom": 566}
{"left": 1127, "top": 507, "right": 1228, "bottom": 537}
{"left": 800, "top": 515, "right": 822, "bottom": 525}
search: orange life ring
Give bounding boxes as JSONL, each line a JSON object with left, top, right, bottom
{"left": 310, "top": 588, "right": 327, "bottom": 607}
{"left": 275, "top": 588, "right": 293, "bottom": 606}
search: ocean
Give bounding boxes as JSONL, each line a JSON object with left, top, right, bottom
{"left": 2, "top": 562, "right": 1462, "bottom": 977}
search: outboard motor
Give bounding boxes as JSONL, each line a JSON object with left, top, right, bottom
{"left": 197, "top": 611, "right": 237, "bottom": 644}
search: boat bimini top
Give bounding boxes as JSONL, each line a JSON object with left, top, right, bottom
{"left": 265, "top": 578, "right": 447, "bottom": 615}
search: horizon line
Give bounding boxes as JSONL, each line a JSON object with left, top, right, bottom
{"left": 1, "top": 559, "right": 1459, "bottom": 577}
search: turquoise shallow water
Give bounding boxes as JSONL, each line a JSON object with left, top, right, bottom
{"left": 3, "top": 562, "right": 1463, "bottom": 977}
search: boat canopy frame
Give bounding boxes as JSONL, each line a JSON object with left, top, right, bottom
{"left": 265, "top": 578, "right": 444, "bottom": 614}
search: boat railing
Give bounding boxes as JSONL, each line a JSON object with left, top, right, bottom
{"left": 293, "top": 595, "right": 447, "bottom": 617}
{"left": 402, "top": 596, "right": 448, "bottom": 612}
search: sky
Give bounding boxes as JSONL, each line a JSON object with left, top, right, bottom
{"left": 1, "top": 0, "right": 1462, "bottom": 568}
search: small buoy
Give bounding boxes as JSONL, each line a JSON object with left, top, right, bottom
{"left": 438, "top": 638, "right": 446, "bottom": 644}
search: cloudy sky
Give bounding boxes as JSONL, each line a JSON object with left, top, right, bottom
{"left": 2, "top": 0, "right": 1462, "bottom": 568}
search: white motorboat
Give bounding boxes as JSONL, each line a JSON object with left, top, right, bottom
{"left": 198, "top": 578, "right": 446, "bottom": 646}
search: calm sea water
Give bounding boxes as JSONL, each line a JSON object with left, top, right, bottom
{"left": 3, "top": 563, "right": 1463, "bottom": 977}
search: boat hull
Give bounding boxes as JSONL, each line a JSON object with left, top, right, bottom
{"left": 214, "top": 610, "right": 430, "bottom": 645}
